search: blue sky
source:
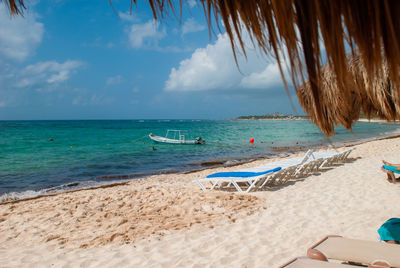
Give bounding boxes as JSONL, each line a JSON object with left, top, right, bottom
{"left": 0, "top": 0, "right": 302, "bottom": 120}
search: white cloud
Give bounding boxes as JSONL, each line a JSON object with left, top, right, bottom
{"left": 182, "top": 18, "right": 205, "bottom": 36}
{"left": 15, "top": 60, "right": 84, "bottom": 90}
{"left": 72, "top": 94, "right": 114, "bottom": 106}
{"left": 89, "top": 94, "right": 114, "bottom": 105}
{"left": 128, "top": 20, "right": 166, "bottom": 49}
{"left": 72, "top": 96, "right": 82, "bottom": 105}
{"left": 82, "top": 37, "right": 116, "bottom": 49}
{"left": 187, "top": 0, "right": 197, "bottom": 8}
{"left": 239, "top": 63, "right": 283, "bottom": 89}
{"left": 106, "top": 75, "right": 123, "bottom": 85}
{"left": 0, "top": 5, "right": 44, "bottom": 61}
{"left": 118, "top": 11, "right": 137, "bottom": 22}
{"left": 165, "top": 32, "right": 287, "bottom": 92}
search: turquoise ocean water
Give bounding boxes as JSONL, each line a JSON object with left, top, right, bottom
{"left": 1, "top": 120, "right": 399, "bottom": 200}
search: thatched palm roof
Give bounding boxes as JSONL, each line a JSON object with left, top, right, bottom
{"left": 5, "top": 0, "right": 400, "bottom": 135}
{"left": 297, "top": 54, "right": 397, "bottom": 134}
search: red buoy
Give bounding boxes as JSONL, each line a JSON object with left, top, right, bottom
{"left": 296, "top": 141, "right": 299, "bottom": 144}
{"left": 250, "top": 138, "right": 255, "bottom": 143}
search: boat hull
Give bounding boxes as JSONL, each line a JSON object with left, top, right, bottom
{"left": 149, "top": 134, "right": 200, "bottom": 144}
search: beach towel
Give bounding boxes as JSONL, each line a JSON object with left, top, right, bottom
{"left": 378, "top": 218, "right": 400, "bottom": 242}
{"left": 382, "top": 165, "right": 400, "bottom": 174}
{"left": 206, "top": 167, "right": 281, "bottom": 178}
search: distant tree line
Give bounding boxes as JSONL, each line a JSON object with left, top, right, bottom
{"left": 236, "top": 113, "right": 309, "bottom": 120}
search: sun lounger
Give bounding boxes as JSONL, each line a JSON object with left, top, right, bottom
{"left": 280, "top": 257, "right": 363, "bottom": 268}
{"left": 194, "top": 150, "right": 315, "bottom": 192}
{"left": 382, "top": 165, "right": 400, "bottom": 174}
{"left": 341, "top": 149, "right": 352, "bottom": 160}
{"left": 257, "top": 165, "right": 298, "bottom": 188}
{"left": 307, "top": 235, "right": 400, "bottom": 267}
{"left": 308, "top": 158, "right": 324, "bottom": 172}
{"left": 280, "top": 256, "right": 390, "bottom": 268}
{"left": 195, "top": 148, "right": 352, "bottom": 192}
{"left": 313, "top": 149, "right": 353, "bottom": 168}
{"left": 194, "top": 167, "right": 282, "bottom": 193}
{"left": 241, "top": 149, "right": 315, "bottom": 173}
{"left": 293, "top": 158, "right": 324, "bottom": 179}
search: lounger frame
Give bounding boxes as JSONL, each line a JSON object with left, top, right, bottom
{"left": 194, "top": 148, "right": 352, "bottom": 192}
{"left": 307, "top": 235, "right": 398, "bottom": 267}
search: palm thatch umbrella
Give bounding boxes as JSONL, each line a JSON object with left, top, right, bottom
{"left": 348, "top": 56, "right": 399, "bottom": 122}
{"left": 5, "top": 0, "right": 400, "bottom": 135}
{"left": 297, "top": 54, "right": 398, "bottom": 134}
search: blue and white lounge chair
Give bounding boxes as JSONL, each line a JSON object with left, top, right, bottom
{"left": 194, "top": 167, "right": 282, "bottom": 193}
{"left": 194, "top": 150, "right": 316, "bottom": 192}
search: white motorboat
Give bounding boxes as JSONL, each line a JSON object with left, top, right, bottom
{"left": 149, "top": 130, "right": 205, "bottom": 144}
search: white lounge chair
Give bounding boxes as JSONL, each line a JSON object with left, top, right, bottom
{"left": 259, "top": 165, "right": 298, "bottom": 188}
{"left": 194, "top": 150, "right": 315, "bottom": 192}
{"left": 252, "top": 150, "right": 322, "bottom": 181}
{"left": 313, "top": 149, "right": 353, "bottom": 168}
{"left": 243, "top": 149, "right": 315, "bottom": 173}
{"left": 340, "top": 149, "right": 353, "bottom": 161}
{"left": 294, "top": 158, "right": 324, "bottom": 179}
{"left": 194, "top": 167, "right": 282, "bottom": 193}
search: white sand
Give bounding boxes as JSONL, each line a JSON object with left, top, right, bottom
{"left": 1, "top": 137, "right": 400, "bottom": 267}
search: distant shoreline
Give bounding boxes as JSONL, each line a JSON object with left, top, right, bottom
{"left": 235, "top": 117, "right": 400, "bottom": 124}
{"left": 235, "top": 113, "right": 309, "bottom": 120}
{"left": 234, "top": 117, "right": 308, "bottom": 121}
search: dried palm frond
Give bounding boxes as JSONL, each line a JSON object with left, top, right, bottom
{"left": 2, "top": 0, "right": 24, "bottom": 15}
{"left": 298, "top": 54, "right": 400, "bottom": 134}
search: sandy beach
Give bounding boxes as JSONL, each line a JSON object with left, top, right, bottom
{"left": 1, "top": 136, "right": 400, "bottom": 267}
